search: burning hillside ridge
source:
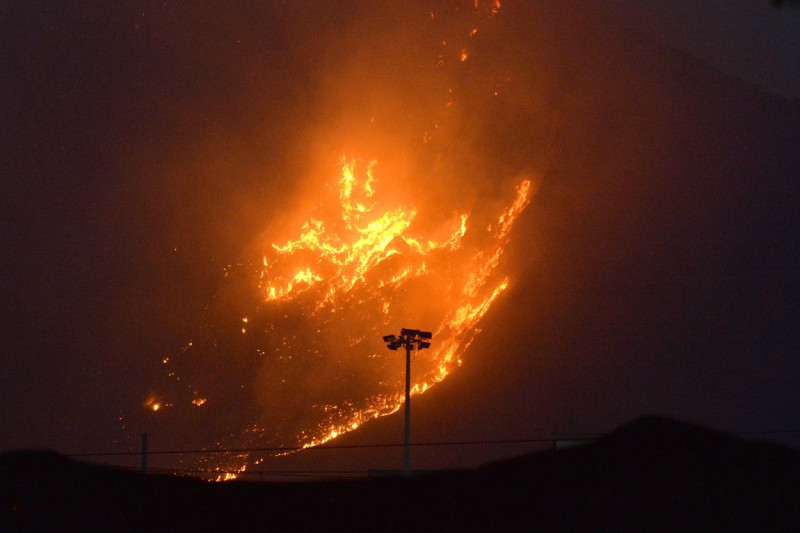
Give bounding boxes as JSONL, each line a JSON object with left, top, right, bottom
{"left": 141, "top": 0, "right": 544, "bottom": 476}
{"left": 255, "top": 159, "right": 532, "bottom": 450}
{"left": 151, "top": 158, "right": 533, "bottom": 476}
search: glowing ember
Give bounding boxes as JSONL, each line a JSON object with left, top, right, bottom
{"left": 144, "top": 396, "right": 163, "bottom": 411}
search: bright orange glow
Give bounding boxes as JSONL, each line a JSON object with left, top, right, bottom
{"left": 154, "top": 0, "right": 523, "bottom": 476}
{"left": 158, "top": 158, "right": 533, "bottom": 476}
{"left": 144, "top": 396, "right": 162, "bottom": 411}
{"left": 475, "top": 0, "right": 501, "bottom": 16}
{"left": 254, "top": 158, "right": 533, "bottom": 449}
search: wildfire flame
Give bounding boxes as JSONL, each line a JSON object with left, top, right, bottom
{"left": 148, "top": 0, "right": 531, "bottom": 475}
{"left": 251, "top": 158, "right": 532, "bottom": 449}
{"left": 156, "top": 159, "right": 532, "bottom": 464}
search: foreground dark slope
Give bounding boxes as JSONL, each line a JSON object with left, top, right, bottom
{"left": 2, "top": 416, "right": 799, "bottom": 531}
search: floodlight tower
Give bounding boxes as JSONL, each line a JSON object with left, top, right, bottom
{"left": 382, "top": 328, "right": 432, "bottom": 475}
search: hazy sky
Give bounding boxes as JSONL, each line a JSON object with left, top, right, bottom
{"left": 608, "top": 0, "right": 800, "bottom": 98}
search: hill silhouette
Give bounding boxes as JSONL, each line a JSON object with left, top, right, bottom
{"left": 2, "top": 416, "right": 799, "bottom": 531}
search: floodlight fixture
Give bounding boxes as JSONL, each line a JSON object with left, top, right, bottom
{"left": 382, "top": 327, "right": 434, "bottom": 475}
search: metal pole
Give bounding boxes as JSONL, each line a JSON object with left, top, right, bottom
{"left": 383, "top": 329, "right": 429, "bottom": 476}
{"left": 141, "top": 432, "right": 148, "bottom": 474}
{"left": 404, "top": 343, "right": 411, "bottom": 475}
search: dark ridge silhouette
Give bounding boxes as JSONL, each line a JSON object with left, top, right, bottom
{"left": 2, "top": 416, "right": 799, "bottom": 531}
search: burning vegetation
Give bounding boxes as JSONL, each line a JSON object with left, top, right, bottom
{"left": 254, "top": 158, "right": 532, "bottom": 451}
{"left": 146, "top": 0, "right": 537, "bottom": 476}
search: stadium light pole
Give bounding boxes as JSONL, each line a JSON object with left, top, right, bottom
{"left": 382, "top": 328, "right": 432, "bottom": 475}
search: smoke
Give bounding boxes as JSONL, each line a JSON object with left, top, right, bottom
{"left": 4, "top": 0, "right": 795, "bottom": 470}
{"left": 4, "top": 0, "right": 798, "bottom": 468}
{"left": 152, "top": 0, "right": 799, "bottom": 467}
{"left": 140, "top": 1, "right": 549, "bottom": 465}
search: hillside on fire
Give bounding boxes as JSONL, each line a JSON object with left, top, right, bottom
{"left": 125, "top": 0, "right": 800, "bottom": 475}
{"left": 2, "top": 416, "right": 799, "bottom": 531}
{"left": 3, "top": 0, "right": 800, "bottom": 490}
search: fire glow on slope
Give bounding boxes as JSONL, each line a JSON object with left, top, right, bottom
{"left": 256, "top": 158, "right": 533, "bottom": 449}
{"left": 146, "top": 0, "right": 531, "bottom": 477}
{"left": 155, "top": 158, "right": 533, "bottom": 476}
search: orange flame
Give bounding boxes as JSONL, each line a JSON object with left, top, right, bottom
{"left": 153, "top": 0, "right": 524, "bottom": 476}
{"left": 254, "top": 159, "right": 533, "bottom": 449}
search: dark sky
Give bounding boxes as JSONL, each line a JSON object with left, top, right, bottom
{"left": 608, "top": 0, "right": 800, "bottom": 98}
{"left": 2, "top": 1, "right": 799, "bottom": 476}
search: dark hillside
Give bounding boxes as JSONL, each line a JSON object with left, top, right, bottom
{"left": 2, "top": 416, "right": 799, "bottom": 531}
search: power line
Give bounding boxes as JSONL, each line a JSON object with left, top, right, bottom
{"left": 48, "top": 429, "right": 800, "bottom": 481}
{"left": 63, "top": 429, "right": 800, "bottom": 459}
{"left": 142, "top": 466, "right": 368, "bottom": 480}
{"left": 64, "top": 437, "right": 557, "bottom": 458}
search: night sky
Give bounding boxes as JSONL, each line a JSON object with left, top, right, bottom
{"left": 2, "top": 1, "right": 799, "bottom": 476}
